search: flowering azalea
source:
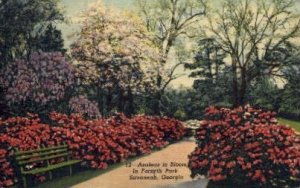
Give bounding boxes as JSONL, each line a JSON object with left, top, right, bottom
{"left": 188, "top": 106, "right": 300, "bottom": 187}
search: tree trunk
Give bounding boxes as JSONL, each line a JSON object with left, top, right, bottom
{"left": 106, "top": 92, "right": 112, "bottom": 115}
{"left": 239, "top": 67, "right": 247, "bottom": 106}
{"left": 117, "top": 92, "right": 124, "bottom": 113}
{"left": 232, "top": 58, "right": 240, "bottom": 107}
{"left": 153, "top": 91, "right": 162, "bottom": 115}
{"left": 125, "top": 88, "right": 134, "bottom": 116}
{"left": 153, "top": 71, "right": 163, "bottom": 115}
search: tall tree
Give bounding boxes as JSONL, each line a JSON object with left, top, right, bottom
{"left": 206, "top": 0, "right": 300, "bottom": 106}
{"left": 136, "top": 0, "right": 208, "bottom": 114}
{"left": 186, "top": 38, "right": 232, "bottom": 106}
{"left": 280, "top": 66, "right": 300, "bottom": 119}
{"left": 0, "top": 0, "right": 64, "bottom": 67}
{"left": 71, "top": 1, "right": 160, "bottom": 116}
{"left": 31, "top": 23, "right": 66, "bottom": 54}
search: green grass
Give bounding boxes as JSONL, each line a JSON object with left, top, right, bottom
{"left": 278, "top": 118, "right": 300, "bottom": 132}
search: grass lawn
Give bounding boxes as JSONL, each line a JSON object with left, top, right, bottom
{"left": 278, "top": 118, "right": 300, "bottom": 132}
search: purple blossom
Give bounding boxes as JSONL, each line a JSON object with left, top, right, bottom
{"left": 68, "top": 95, "right": 101, "bottom": 119}
{"left": 0, "top": 52, "right": 77, "bottom": 107}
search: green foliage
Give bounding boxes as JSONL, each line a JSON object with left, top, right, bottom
{"left": 279, "top": 66, "right": 300, "bottom": 120}
{"left": 174, "top": 108, "right": 187, "bottom": 120}
{"left": 159, "top": 88, "right": 204, "bottom": 120}
{"left": 185, "top": 38, "right": 232, "bottom": 109}
{"left": 247, "top": 78, "right": 282, "bottom": 111}
{"left": 31, "top": 24, "right": 66, "bottom": 54}
{"left": 0, "top": 0, "right": 64, "bottom": 67}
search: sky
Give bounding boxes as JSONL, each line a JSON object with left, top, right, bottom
{"left": 59, "top": 0, "right": 134, "bottom": 47}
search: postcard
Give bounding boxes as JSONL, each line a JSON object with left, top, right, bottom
{"left": 0, "top": 0, "right": 300, "bottom": 188}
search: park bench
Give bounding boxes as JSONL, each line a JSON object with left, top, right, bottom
{"left": 14, "top": 144, "right": 81, "bottom": 188}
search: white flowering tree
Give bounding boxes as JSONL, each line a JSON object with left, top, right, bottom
{"left": 71, "top": 1, "right": 161, "bottom": 116}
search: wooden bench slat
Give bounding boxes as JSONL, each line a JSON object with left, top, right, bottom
{"left": 22, "top": 160, "right": 81, "bottom": 175}
{"left": 18, "top": 153, "right": 69, "bottom": 165}
{"left": 14, "top": 144, "right": 81, "bottom": 188}
{"left": 16, "top": 148, "right": 68, "bottom": 161}
{"left": 15, "top": 145, "right": 68, "bottom": 156}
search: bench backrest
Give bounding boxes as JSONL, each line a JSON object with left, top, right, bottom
{"left": 14, "top": 144, "right": 69, "bottom": 168}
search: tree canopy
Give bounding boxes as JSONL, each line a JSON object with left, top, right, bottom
{"left": 136, "top": 0, "right": 208, "bottom": 114}
{"left": 204, "top": 0, "right": 300, "bottom": 106}
{"left": 0, "top": 0, "right": 65, "bottom": 67}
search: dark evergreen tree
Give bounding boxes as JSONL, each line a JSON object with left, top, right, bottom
{"left": 186, "top": 38, "right": 231, "bottom": 107}
{"left": 247, "top": 77, "right": 282, "bottom": 111}
{"left": 31, "top": 24, "right": 66, "bottom": 53}
{"left": 280, "top": 66, "right": 300, "bottom": 119}
{"left": 0, "top": 0, "right": 64, "bottom": 67}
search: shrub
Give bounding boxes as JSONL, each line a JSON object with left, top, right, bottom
{"left": 49, "top": 112, "right": 186, "bottom": 168}
{"left": 0, "top": 112, "right": 185, "bottom": 187}
{"left": 174, "top": 108, "right": 187, "bottom": 120}
{"left": 68, "top": 95, "right": 101, "bottom": 119}
{"left": 0, "top": 52, "right": 78, "bottom": 115}
{"left": 188, "top": 106, "right": 300, "bottom": 187}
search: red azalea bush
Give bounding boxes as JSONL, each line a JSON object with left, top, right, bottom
{"left": 49, "top": 112, "right": 185, "bottom": 168}
{"left": 188, "top": 106, "right": 300, "bottom": 187}
{"left": 0, "top": 112, "right": 185, "bottom": 187}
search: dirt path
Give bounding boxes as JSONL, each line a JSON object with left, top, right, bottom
{"left": 72, "top": 139, "right": 208, "bottom": 188}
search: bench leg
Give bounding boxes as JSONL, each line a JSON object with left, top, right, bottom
{"left": 49, "top": 171, "right": 53, "bottom": 180}
{"left": 69, "top": 165, "right": 72, "bottom": 176}
{"left": 22, "top": 176, "right": 27, "bottom": 188}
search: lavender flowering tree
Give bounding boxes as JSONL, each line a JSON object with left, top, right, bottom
{"left": 0, "top": 52, "right": 79, "bottom": 115}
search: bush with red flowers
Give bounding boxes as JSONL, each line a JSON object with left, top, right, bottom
{"left": 49, "top": 112, "right": 185, "bottom": 168}
{"left": 188, "top": 106, "right": 300, "bottom": 187}
{"left": 0, "top": 112, "right": 185, "bottom": 187}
